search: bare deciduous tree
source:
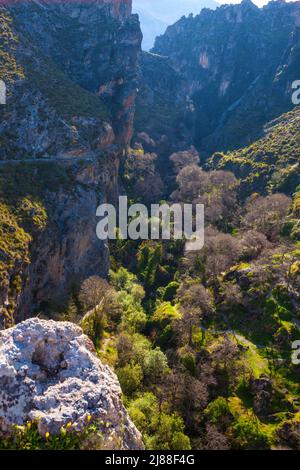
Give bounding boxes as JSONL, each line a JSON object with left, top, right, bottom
{"left": 205, "top": 231, "right": 241, "bottom": 278}
{"left": 79, "top": 276, "right": 112, "bottom": 312}
{"left": 242, "top": 193, "right": 292, "bottom": 240}
{"left": 174, "top": 283, "right": 213, "bottom": 346}
{"left": 173, "top": 167, "right": 239, "bottom": 229}
{"left": 172, "top": 164, "right": 207, "bottom": 203}
{"left": 240, "top": 230, "right": 270, "bottom": 260}
{"left": 170, "top": 147, "right": 200, "bottom": 174}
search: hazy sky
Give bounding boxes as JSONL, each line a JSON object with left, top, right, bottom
{"left": 226, "top": 0, "right": 266, "bottom": 4}
{"left": 219, "top": 0, "right": 270, "bottom": 5}
{"left": 214, "top": 0, "right": 296, "bottom": 6}
{"left": 220, "top": 0, "right": 267, "bottom": 4}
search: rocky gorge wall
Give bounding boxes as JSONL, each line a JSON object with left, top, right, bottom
{"left": 136, "top": 0, "right": 300, "bottom": 156}
{"left": 0, "top": 0, "right": 142, "bottom": 326}
{"left": 0, "top": 318, "right": 144, "bottom": 449}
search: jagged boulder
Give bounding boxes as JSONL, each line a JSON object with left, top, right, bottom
{"left": 0, "top": 319, "right": 144, "bottom": 450}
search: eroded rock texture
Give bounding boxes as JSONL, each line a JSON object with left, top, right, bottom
{"left": 137, "top": 0, "right": 300, "bottom": 155}
{"left": 0, "top": 318, "right": 144, "bottom": 450}
{"left": 0, "top": 0, "right": 142, "bottom": 325}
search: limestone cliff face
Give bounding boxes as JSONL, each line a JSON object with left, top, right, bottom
{"left": 1, "top": 0, "right": 142, "bottom": 156}
{"left": 0, "top": 1, "right": 142, "bottom": 326}
{"left": 0, "top": 318, "right": 144, "bottom": 449}
{"left": 135, "top": 51, "right": 194, "bottom": 152}
{"left": 138, "top": 0, "right": 300, "bottom": 155}
{"left": 16, "top": 154, "right": 120, "bottom": 324}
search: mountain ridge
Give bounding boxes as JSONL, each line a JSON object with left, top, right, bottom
{"left": 133, "top": 0, "right": 219, "bottom": 50}
{"left": 136, "top": 0, "right": 300, "bottom": 156}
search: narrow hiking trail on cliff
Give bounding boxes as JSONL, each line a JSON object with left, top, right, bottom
{"left": 0, "top": 153, "right": 101, "bottom": 166}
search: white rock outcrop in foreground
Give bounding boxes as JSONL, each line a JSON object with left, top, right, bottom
{"left": 0, "top": 319, "right": 144, "bottom": 450}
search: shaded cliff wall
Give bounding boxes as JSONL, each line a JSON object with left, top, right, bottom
{"left": 136, "top": 1, "right": 300, "bottom": 156}
{"left": 0, "top": 1, "right": 142, "bottom": 326}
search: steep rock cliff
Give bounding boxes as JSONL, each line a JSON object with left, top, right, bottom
{"left": 0, "top": 1, "right": 142, "bottom": 326}
{"left": 135, "top": 51, "right": 194, "bottom": 153}
{"left": 137, "top": 0, "right": 300, "bottom": 155}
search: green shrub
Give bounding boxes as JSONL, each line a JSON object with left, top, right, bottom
{"left": 117, "top": 363, "right": 143, "bottom": 396}
{"left": 205, "top": 397, "right": 232, "bottom": 425}
{"left": 143, "top": 347, "right": 169, "bottom": 383}
{"left": 163, "top": 281, "right": 179, "bottom": 302}
{"left": 231, "top": 416, "right": 271, "bottom": 450}
{"left": 0, "top": 420, "right": 106, "bottom": 450}
{"left": 145, "top": 412, "right": 191, "bottom": 450}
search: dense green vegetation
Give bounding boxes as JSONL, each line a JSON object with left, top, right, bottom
{"left": 1, "top": 134, "right": 299, "bottom": 449}
{"left": 0, "top": 161, "right": 77, "bottom": 327}
{"left": 0, "top": 418, "right": 117, "bottom": 450}
{"left": 30, "top": 142, "right": 298, "bottom": 450}
{"left": 0, "top": 201, "right": 31, "bottom": 326}
{"left": 0, "top": 10, "right": 24, "bottom": 84}
{"left": 25, "top": 55, "right": 110, "bottom": 121}
{"left": 0, "top": 0, "right": 300, "bottom": 452}
{"left": 209, "top": 107, "right": 300, "bottom": 197}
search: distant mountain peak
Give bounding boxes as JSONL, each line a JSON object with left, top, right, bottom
{"left": 133, "top": 0, "right": 219, "bottom": 50}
